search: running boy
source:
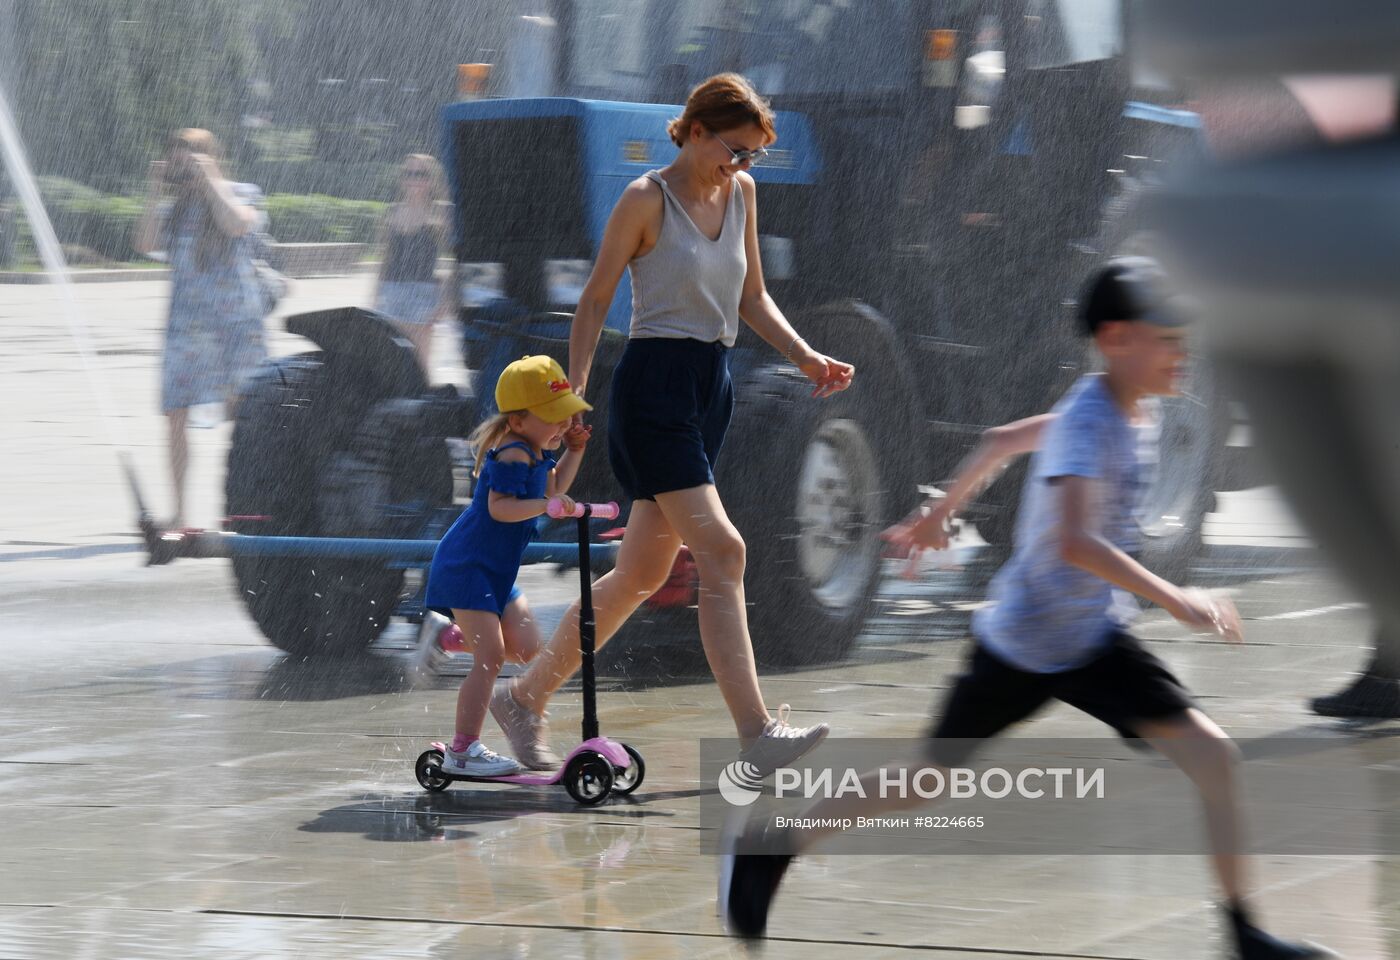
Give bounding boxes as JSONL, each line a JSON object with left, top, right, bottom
{"left": 424, "top": 355, "right": 592, "bottom": 776}
{"left": 720, "top": 258, "right": 1334, "bottom": 959}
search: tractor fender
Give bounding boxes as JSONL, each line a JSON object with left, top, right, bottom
{"left": 285, "top": 307, "right": 430, "bottom": 401}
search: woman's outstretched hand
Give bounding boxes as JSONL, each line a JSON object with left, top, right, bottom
{"left": 796, "top": 353, "right": 855, "bottom": 399}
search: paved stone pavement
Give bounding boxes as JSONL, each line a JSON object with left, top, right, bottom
{"left": 0, "top": 277, "right": 1393, "bottom": 958}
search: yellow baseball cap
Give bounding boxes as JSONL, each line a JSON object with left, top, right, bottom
{"left": 495, "top": 355, "right": 592, "bottom": 422}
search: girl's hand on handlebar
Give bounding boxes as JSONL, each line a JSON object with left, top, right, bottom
{"left": 549, "top": 494, "right": 577, "bottom": 518}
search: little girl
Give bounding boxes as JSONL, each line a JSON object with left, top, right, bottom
{"left": 425, "top": 355, "right": 592, "bottom": 776}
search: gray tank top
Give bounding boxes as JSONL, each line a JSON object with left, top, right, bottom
{"left": 628, "top": 170, "right": 747, "bottom": 347}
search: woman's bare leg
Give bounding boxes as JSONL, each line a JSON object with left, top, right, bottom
{"left": 653, "top": 484, "right": 770, "bottom": 740}
{"left": 508, "top": 500, "right": 682, "bottom": 711}
{"left": 501, "top": 594, "right": 543, "bottom": 665}
{"left": 396, "top": 321, "right": 434, "bottom": 375}
{"left": 166, "top": 407, "right": 188, "bottom": 528}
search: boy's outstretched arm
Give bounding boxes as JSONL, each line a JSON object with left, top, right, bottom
{"left": 943, "top": 414, "right": 1055, "bottom": 516}
{"left": 885, "top": 413, "right": 1056, "bottom": 553}
{"left": 1057, "top": 476, "right": 1242, "bottom": 641}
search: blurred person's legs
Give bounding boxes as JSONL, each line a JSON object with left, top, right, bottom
{"left": 1151, "top": 107, "right": 1400, "bottom": 720}
{"left": 1239, "top": 372, "right": 1400, "bottom": 720}
{"left": 396, "top": 319, "right": 434, "bottom": 375}
{"left": 1223, "top": 357, "right": 1400, "bottom": 721}
{"left": 1311, "top": 628, "right": 1400, "bottom": 719}
{"left": 166, "top": 407, "right": 188, "bottom": 529}
{"left": 376, "top": 280, "right": 438, "bottom": 375}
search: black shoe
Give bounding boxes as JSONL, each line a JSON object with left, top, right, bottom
{"left": 1120, "top": 733, "right": 1156, "bottom": 754}
{"left": 1310, "top": 672, "right": 1400, "bottom": 719}
{"left": 1229, "top": 907, "right": 1338, "bottom": 960}
{"left": 719, "top": 817, "right": 795, "bottom": 941}
{"left": 1236, "top": 923, "right": 1337, "bottom": 959}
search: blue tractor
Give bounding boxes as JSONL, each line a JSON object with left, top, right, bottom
{"left": 221, "top": 0, "right": 1251, "bottom": 663}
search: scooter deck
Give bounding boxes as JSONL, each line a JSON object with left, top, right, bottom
{"left": 426, "top": 742, "right": 561, "bottom": 785}
{"left": 433, "top": 770, "right": 562, "bottom": 786}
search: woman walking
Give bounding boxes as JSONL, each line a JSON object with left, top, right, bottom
{"left": 490, "top": 73, "right": 855, "bottom": 775}
{"left": 133, "top": 128, "right": 268, "bottom": 529}
{"left": 373, "top": 154, "right": 452, "bottom": 372}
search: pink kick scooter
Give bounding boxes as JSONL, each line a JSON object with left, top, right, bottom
{"left": 414, "top": 500, "right": 644, "bottom": 805}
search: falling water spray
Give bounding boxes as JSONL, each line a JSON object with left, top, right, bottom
{"left": 0, "top": 80, "right": 156, "bottom": 534}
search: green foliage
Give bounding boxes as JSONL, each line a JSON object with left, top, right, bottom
{"left": 248, "top": 127, "right": 316, "bottom": 163}
{"left": 263, "top": 194, "right": 385, "bottom": 244}
{"left": 243, "top": 159, "right": 397, "bottom": 202}
{"left": 13, "top": 177, "right": 384, "bottom": 265}
{"left": 6, "top": 0, "right": 464, "bottom": 191}
{"left": 11, "top": 0, "right": 270, "bottom": 192}
{"left": 27, "top": 176, "right": 144, "bottom": 261}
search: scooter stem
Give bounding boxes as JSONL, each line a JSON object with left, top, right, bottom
{"left": 577, "top": 509, "right": 600, "bottom": 743}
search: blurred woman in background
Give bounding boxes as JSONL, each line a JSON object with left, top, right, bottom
{"left": 374, "top": 153, "right": 453, "bottom": 372}
{"left": 133, "top": 128, "right": 268, "bottom": 529}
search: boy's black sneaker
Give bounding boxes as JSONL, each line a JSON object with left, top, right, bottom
{"left": 718, "top": 815, "right": 795, "bottom": 941}
{"left": 1230, "top": 908, "right": 1338, "bottom": 959}
{"left": 1310, "top": 672, "right": 1400, "bottom": 720}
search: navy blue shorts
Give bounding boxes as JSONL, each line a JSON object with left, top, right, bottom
{"left": 608, "top": 337, "right": 734, "bottom": 502}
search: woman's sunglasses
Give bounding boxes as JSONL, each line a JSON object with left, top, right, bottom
{"left": 714, "top": 133, "right": 768, "bottom": 166}
{"left": 404, "top": 169, "right": 432, "bottom": 180}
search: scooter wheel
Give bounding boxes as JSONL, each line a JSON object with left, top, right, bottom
{"left": 612, "top": 744, "right": 646, "bottom": 796}
{"left": 564, "top": 750, "right": 614, "bottom": 806}
{"left": 416, "top": 749, "right": 451, "bottom": 792}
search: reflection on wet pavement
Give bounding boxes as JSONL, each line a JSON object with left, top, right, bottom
{"left": 1, "top": 544, "right": 1395, "bottom": 958}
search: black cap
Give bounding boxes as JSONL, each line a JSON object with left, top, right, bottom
{"left": 1079, "top": 256, "right": 1190, "bottom": 336}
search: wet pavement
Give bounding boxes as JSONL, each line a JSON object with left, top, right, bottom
{"left": 2, "top": 278, "right": 1395, "bottom": 958}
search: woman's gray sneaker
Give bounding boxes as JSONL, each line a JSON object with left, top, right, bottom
{"left": 489, "top": 683, "right": 562, "bottom": 770}
{"left": 738, "top": 704, "right": 830, "bottom": 778}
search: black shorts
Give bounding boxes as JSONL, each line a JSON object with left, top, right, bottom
{"left": 608, "top": 337, "right": 733, "bottom": 502}
{"left": 926, "top": 631, "right": 1196, "bottom": 767}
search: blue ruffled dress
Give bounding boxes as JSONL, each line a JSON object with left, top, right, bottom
{"left": 426, "top": 441, "right": 556, "bottom": 618}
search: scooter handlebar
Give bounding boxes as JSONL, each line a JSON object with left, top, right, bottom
{"left": 547, "top": 498, "right": 620, "bottom": 521}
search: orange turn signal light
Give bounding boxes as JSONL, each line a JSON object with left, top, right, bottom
{"left": 925, "top": 29, "right": 956, "bottom": 61}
